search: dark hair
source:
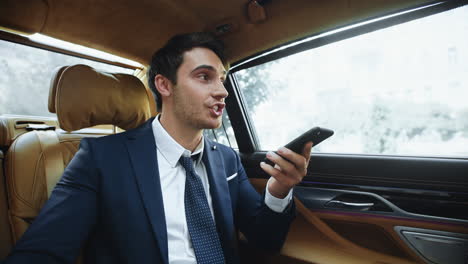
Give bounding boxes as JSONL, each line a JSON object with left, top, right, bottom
{"left": 148, "top": 32, "right": 226, "bottom": 112}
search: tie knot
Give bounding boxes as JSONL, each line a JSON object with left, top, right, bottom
{"left": 179, "top": 156, "right": 194, "bottom": 172}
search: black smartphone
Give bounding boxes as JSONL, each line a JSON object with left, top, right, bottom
{"left": 264, "top": 127, "right": 334, "bottom": 166}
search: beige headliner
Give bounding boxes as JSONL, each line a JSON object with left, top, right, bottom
{"left": 1, "top": 0, "right": 433, "bottom": 66}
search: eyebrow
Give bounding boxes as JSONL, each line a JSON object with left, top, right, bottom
{"left": 191, "top": 64, "right": 227, "bottom": 77}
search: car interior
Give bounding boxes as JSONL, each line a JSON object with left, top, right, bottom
{"left": 1, "top": 0, "right": 468, "bottom": 263}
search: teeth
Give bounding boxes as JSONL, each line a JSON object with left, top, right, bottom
{"left": 213, "top": 105, "right": 219, "bottom": 111}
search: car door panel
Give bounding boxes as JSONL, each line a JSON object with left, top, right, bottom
{"left": 239, "top": 153, "right": 468, "bottom": 264}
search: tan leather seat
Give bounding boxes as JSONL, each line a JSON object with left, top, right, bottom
{"left": 0, "top": 115, "right": 59, "bottom": 260}
{"left": 0, "top": 149, "right": 12, "bottom": 260}
{"left": 5, "top": 64, "right": 154, "bottom": 247}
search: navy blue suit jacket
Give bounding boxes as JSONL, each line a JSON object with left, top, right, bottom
{"left": 5, "top": 118, "right": 295, "bottom": 264}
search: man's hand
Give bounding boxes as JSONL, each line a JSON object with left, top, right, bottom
{"left": 260, "top": 142, "right": 313, "bottom": 199}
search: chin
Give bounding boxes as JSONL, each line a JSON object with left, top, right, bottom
{"left": 200, "top": 118, "right": 222, "bottom": 130}
{"left": 206, "top": 122, "right": 222, "bottom": 130}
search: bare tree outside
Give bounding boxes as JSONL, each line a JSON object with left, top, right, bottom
{"left": 234, "top": 5, "right": 468, "bottom": 157}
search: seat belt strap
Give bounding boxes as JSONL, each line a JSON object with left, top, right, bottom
{"left": 35, "top": 131, "right": 64, "bottom": 198}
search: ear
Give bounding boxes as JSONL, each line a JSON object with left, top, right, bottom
{"left": 154, "top": 74, "right": 173, "bottom": 97}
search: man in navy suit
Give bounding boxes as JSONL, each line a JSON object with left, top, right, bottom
{"left": 4, "top": 32, "right": 313, "bottom": 264}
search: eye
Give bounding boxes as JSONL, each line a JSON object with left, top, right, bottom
{"left": 197, "top": 73, "right": 209, "bottom": 81}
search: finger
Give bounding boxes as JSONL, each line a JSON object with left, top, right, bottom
{"left": 302, "top": 141, "right": 313, "bottom": 163}
{"left": 274, "top": 163, "right": 282, "bottom": 171}
{"left": 265, "top": 151, "right": 296, "bottom": 173}
{"left": 265, "top": 152, "right": 303, "bottom": 184}
{"left": 276, "top": 147, "right": 307, "bottom": 170}
{"left": 260, "top": 162, "right": 297, "bottom": 187}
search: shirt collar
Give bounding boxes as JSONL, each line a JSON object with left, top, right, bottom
{"left": 152, "top": 114, "right": 204, "bottom": 168}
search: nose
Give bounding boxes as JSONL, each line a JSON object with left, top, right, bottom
{"left": 213, "top": 81, "right": 229, "bottom": 101}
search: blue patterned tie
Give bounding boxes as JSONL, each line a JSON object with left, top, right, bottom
{"left": 180, "top": 156, "right": 225, "bottom": 264}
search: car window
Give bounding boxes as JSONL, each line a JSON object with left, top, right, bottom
{"left": 234, "top": 5, "right": 468, "bottom": 158}
{"left": 0, "top": 40, "right": 135, "bottom": 117}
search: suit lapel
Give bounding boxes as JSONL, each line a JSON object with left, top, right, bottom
{"left": 125, "top": 118, "right": 169, "bottom": 264}
{"left": 202, "top": 139, "right": 236, "bottom": 259}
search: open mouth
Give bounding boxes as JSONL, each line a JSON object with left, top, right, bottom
{"left": 211, "top": 103, "right": 225, "bottom": 117}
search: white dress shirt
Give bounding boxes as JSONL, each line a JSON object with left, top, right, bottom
{"left": 152, "top": 116, "right": 292, "bottom": 264}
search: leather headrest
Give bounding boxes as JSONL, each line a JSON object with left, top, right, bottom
{"left": 48, "top": 66, "right": 67, "bottom": 113}
{"left": 49, "top": 64, "right": 152, "bottom": 131}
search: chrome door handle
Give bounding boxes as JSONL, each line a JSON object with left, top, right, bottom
{"left": 326, "top": 200, "right": 374, "bottom": 209}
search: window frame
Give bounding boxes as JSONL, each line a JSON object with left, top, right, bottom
{"left": 0, "top": 30, "right": 140, "bottom": 71}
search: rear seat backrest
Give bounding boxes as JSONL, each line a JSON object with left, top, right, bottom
{"left": 0, "top": 150, "right": 12, "bottom": 260}
{"left": 5, "top": 64, "right": 153, "bottom": 243}
{"left": 0, "top": 68, "right": 62, "bottom": 259}
{"left": 0, "top": 116, "right": 58, "bottom": 151}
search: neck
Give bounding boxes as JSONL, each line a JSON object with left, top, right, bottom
{"left": 159, "top": 113, "right": 203, "bottom": 152}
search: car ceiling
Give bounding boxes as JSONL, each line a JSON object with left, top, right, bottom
{"left": 1, "top": 0, "right": 434, "bottom": 66}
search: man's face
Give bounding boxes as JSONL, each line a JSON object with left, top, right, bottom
{"left": 171, "top": 47, "right": 228, "bottom": 130}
